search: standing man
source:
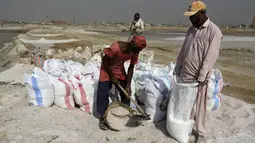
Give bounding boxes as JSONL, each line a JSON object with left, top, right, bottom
{"left": 174, "top": 1, "right": 223, "bottom": 143}
{"left": 128, "top": 13, "right": 144, "bottom": 41}
{"left": 97, "top": 35, "right": 147, "bottom": 130}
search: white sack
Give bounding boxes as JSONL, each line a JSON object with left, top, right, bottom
{"left": 50, "top": 76, "right": 75, "bottom": 110}
{"left": 24, "top": 67, "right": 54, "bottom": 107}
{"left": 43, "top": 59, "right": 66, "bottom": 77}
{"left": 207, "top": 69, "right": 223, "bottom": 111}
{"left": 65, "top": 60, "right": 84, "bottom": 76}
{"left": 166, "top": 76, "right": 198, "bottom": 143}
{"left": 81, "top": 61, "right": 100, "bottom": 79}
{"left": 135, "top": 76, "right": 148, "bottom": 104}
{"left": 144, "top": 76, "right": 170, "bottom": 122}
{"left": 138, "top": 50, "right": 154, "bottom": 63}
{"left": 70, "top": 75, "right": 96, "bottom": 113}
{"left": 168, "top": 62, "right": 176, "bottom": 78}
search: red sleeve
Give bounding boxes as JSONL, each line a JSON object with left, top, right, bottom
{"left": 131, "top": 55, "right": 138, "bottom": 65}
{"left": 103, "top": 42, "right": 120, "bottom": 58}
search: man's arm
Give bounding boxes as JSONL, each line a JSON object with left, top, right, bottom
{"left": 102, "top": 55, "right": 118, "bottom": 84}
{"left": 126, "top": 64, "right": 134, "bottom": 87}
{"left": 129, "top": 22, "right": 132, "bottom": 31}
{"left": 174, "top": 28, "right": 192, "bottom": 75}
{"left": 198, "top": 30, "right": 223, "bottom": 82}
{"left": 174, "top": 44, "right": 185, "bottom": 75}
{"left": 125, "top": 54, "right": 138, "bottom": 95}
{"left": 125, "top": 64, "right": 135, "bottom": 95}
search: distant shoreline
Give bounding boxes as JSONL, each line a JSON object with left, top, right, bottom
{"left": 87, "top": 25, "right": 255, "bottom": 37}
{"left": 0, "top": 23, "right": 254, "bottom": 36}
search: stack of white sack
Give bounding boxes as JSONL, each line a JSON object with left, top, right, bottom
{"left": 24, "top": 67, "right": 54, "bottom": 107}
{"left": 42, "top": 56, "right": 137, "bottom": 113}
{"left": 43, "top": 59, "right": 75, "bottom": 110}
{"left": 43, "top": 58, "right": 100, "bottom": 112}
{"left": 166, "top": 69, "right": 224, "bottom": 143}
{"left": 134, "top": 61, "right": 175, "bottom": 121}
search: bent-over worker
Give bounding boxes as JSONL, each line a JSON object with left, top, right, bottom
{"left": 97, "top": 35, "right": 147, "bottom": 130}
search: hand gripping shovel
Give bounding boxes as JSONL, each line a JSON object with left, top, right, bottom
{"left": 116, "top": 84, "right": 151, "bottom": 120}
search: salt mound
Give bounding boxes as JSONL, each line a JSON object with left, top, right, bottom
{"left": 207, "top": 96, "right": 255, "bottom": 143}
{"left": 20, "top": 38, "right": 79, "bottom": 44}
{"left": 28, "top": 33, "right": 64, "bottom": 37}
{"left": 70, "top": 29, "right": 100, "bottom": 35}
{"left": 15, "top": 44, "right": 29, "bottom": 58}
{"left": 0, "top": 64, "right": 34, "bottom": 84}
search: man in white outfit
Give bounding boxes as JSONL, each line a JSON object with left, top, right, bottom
{"left": 128, "top": 13, "right": 144, "bottom": 41}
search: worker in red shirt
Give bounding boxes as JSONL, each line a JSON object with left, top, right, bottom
{"left": 97, "top": 35, "right": 147, "bottom": 130}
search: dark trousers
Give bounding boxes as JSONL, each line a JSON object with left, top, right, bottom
{"left": 97, "top": 80, "right": 130, "bottom": 117}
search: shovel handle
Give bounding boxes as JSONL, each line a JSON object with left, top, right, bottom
{"left": 116, "top": 84, "right": 150, "bottom": 119}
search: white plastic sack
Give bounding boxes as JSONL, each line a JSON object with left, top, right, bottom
{"left": 43, "top": 59, "right": 66, "bottom": 77}
{"left": 65, "top": 60, "right": 85, "bottom": 76}
{"left": 70, "top": 75, "right": 96, "bottom": 113}
{"left": 144, "top": 76, "right": 171, "bottom": 122}
{"left": 166, "top": 76, "right": 198, "bottom": 143}
{"left": 136, "top": 62, "right": 152, "bottom": 72}
{"left": 24, "top": 67, "right": 54, "bottom": 107}
{"left": 81, "top": 61, "right": 100, "bottom": 79}
{"left": 138, "top": 50, "right": 154, "bottom": 63}
{"left": 168, "top": 62, "right": 176, "bottom": 78}
{"left": 50, "top": 76, "right": 75, "bottom": 110}
{"left": 135, "top": 74, "right": 172, "bottom": 102}
{"left": 135, "top": 76, "right": 147, "bottom": 104}
{"left": 207, "top": 69, "right": 223, "bottom": 111}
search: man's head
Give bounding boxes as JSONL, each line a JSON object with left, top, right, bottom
{"left": 128, "top": 35, "right": 147, "bottom": 55}
{"left": 134, "top": 13, "right": 140, "bottom": 21}
{"left": 184, "top": 1, "right": 207, "bottom": 26}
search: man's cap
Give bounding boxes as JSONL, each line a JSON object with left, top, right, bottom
{"left": 184, "top": 1, "right": 206, "bottom": 16}
{"left": 131, "top": 35, "right": 147, "bottom": 49}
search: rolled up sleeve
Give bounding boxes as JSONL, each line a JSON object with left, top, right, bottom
{"left": 103, "top": 42, "right": 119, "bottom": 58}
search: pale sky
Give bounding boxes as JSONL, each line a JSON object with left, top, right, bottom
{"left": 0, "top": 0, "right": 254, "bottom": 25}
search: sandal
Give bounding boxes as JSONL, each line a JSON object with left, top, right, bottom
{"left": 99, "top": 117, "right": 109, "bottom": 130}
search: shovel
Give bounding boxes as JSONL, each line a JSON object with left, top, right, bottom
{"left": 116, "top": 84, "right": 151, "bottom": 120}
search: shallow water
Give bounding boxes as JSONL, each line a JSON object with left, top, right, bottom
{"left": 102, "top": 31, "right": 255, "bottom": 50}
{"left": 0, "top": 32, "right": 19, "bottom": 49}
